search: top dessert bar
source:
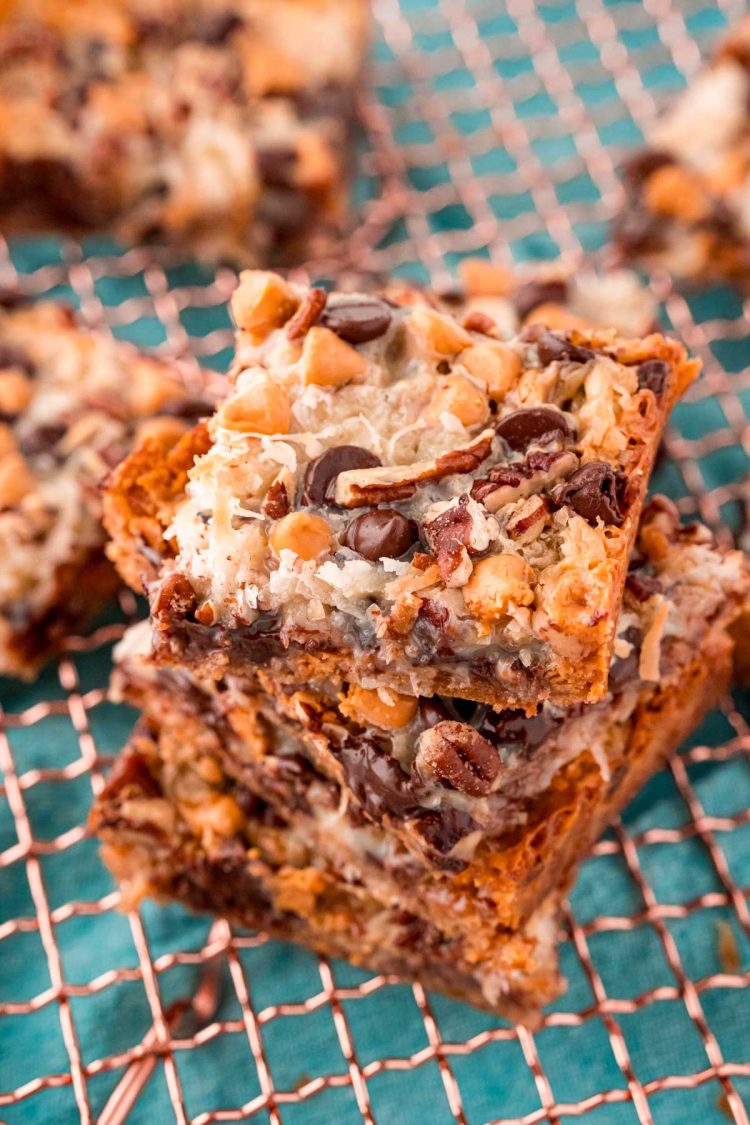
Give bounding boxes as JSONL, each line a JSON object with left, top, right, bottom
{"left": 104, "top": 269, "right": 698, "bottom": 710}
{"left": 613, "top": 16, "right": 750, "bottom": 284}
{"left": 0, "top": 294, "right": 210, "bottom": 679}
{"left": 0, "top": 0, "right": 369, "bottom": 263}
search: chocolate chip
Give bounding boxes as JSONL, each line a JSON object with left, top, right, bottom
{"left": 418, "top": 696, "right": 456, "bottom": 729}
{"left": 18, "top": 423, "right": 66, "bottom": 458}
{"left": 612, "top": 207, "right": 665, "bottom": 256}
{"left": 343, "top": 509, "right": 417, "bottom": 561}
{"left": 495, "top": 406, "right": 573, "bottom": 452}
{"left": 637, "top": 359, "right": 669, "bottom": 398}
{"left": 411, "top": 807, "right": 477, "bottom": 862}
{"left": 321, "top": 298, "right": 392, "bottom": 344}
{"left": 257, "top": 146, "right": 297, "bottom": 187}
{"left": 0, "top": 288, "right": 29, "bottom": 310}
{"left": 194, "top": 11, "right": 243, "bottom": 44}
{"left": 0, "top": 343, "right": 35, "bottom": 377}
{"left": 621, "top": 148, "right": 675, "bottom": 188}
{"left": 414, "top": 720, "right": 501, "bottom": 797}
{"left": 554, "top": 460, "right": 627, "bottom": 526}
{"left": 477, "top": 707, "right": 564, "bottom": 755}
{"left": 302, "top": 445, "right": 381, "bottom": 506}
{"left": 337, "top": 734, "right": 421, "bottom": 820}
{"left": 625, "top": 571, "right": 662, "bottom": 602}
{"left": 609, "top": 625, "right": 642, "bottom": 689}
{"left": 514, "top": 278, "right": 568, "bottom": 321}
{"left": 536, "top": 330, "right": 595, "bottom": 366}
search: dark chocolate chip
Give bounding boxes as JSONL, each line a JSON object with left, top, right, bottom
{"left": 0, "top": 343, "right": 35, "bottom": 377}
{"left": 343, "top": 509, "right": 417, "bottom": 561}
{"left": 337, "top": 734, "right": 421, "bottom": 820}
{"left": 321, "top": 298, "right": 392, "bottom": 344}
{"left": 637, "top": 359, "right": 669, "bottom": 398}
{"left": 625, "top": 571, "right": 663, "bottom": 602}
{"left": 18, "top": 423, "right": 66, "bottom": 458}
{"left": 514, "top": 278, "right": 568, "bottom": 321}
{"left": 608, "top": 625, "right": 642, "bottom": 689}
{"left": 620, "top": 148, "right": 675, "bottom": 188}
{"left": 536, "top": 329, "right": 595, "bottom": 366}
{"left": 411, "top": 807, "right": 477, "bottom": 862}
{"left": 257, "top": 146, "right": 297, "bottom": 187}
{"left": 418, "top": 696, "right": 456, "bottom": 729}
{"left": 495, "top": 406, "right": 573, "bottom": 452}
{"left": 0, "top": 288, "right": 29, "bottom": 310}
{"left": 612, "top": 207, "right": 665, "bottom": 256}
{"left": 194, "top": 11, "right": 243, "bottom": 44}
{"left": 476, "top": 707, "right": 564, "bottom": 756}
{"left": 554, "top": 460, "right": 627, "bottom": 526}
{"left": 302, "top": 445, "right": 381, "bottom": 506}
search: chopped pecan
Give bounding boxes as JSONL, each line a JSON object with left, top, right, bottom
{"left": 413, "top": 720, "right": 501, "bottom": 797}
{"left": 505, "top": 495, "right": 548, "bottom": 543}
{"left": 333, "top": 430, "right": 494, "bottom": 507}
{"left": 262, "top": 477, "right": 291, "bottom": 520}
{"left": 285, "top": 287, "right": 327, "bottom": 339}
{"left": 153, "top": 571, "right": 197, "bottom": 624}
{"left": 471, "top": 450, "right": 577, "bottom": 513}
{"left": 462, "top": 309, "right": 496, "bottom": 334}
{"left": 423, "top": 495, "right": 495, "bottom": 585}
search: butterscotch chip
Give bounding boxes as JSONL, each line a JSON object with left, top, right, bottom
{"left": 463, "top": 554, "right": 535, "bottom": 623}
{"left": 425, "top": 374, "right": 489, "bottom": 426}
{"left": 458, "top": 259, "right": 515, "bottom": 297}
{"left": 406, "top": 306, "right": 473, "bottom": 356}
{"left": 461, "top": 342, "right": 521, "bottom": 397}
{"left": 232, "top": 272, "right": 298, "bottom": 340}
{"left": 270, "top": 512, "right": 332, "bottom": 560}
{"left": 342, "top": 685, "right": 418, "bottom": 730}
{"left": 218, "top": 376, "right": 292, "bottom": 434}
{"left": 301, "top": 326, "right": 368, "bottom": 386}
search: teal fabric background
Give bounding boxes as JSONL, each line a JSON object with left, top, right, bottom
{"left": 1, "top": 2, "right": 749, "bottom": 1122}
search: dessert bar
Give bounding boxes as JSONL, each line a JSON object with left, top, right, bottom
{"left": 0, "top": 0, "right": 369, "bottom": 263}
{"left": 104, "top": 271, "right": 698, "bottom": 710}
{"left": 0, "top": 295, "right": 211, "bottom": 679}
{"left": 104, "top": 499, "right": 749, "bottom": 944}
{"left": 92, "top": 710, "right": 564, "bottom": 1026}
{"left": 613, "top": 16, "right": 750, "bottom": 284}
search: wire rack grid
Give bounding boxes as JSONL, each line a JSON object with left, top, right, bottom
{"left": 1, "top": 1, "right": 750, "bottom": 1123}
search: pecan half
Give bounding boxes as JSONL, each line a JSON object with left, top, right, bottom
{"left": 333, "top": 430, "right": 494, "bottom": 507}
{"left": 413, "top": 720, "right": 501, "bottom": 797}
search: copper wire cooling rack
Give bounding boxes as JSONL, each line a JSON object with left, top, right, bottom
{"left": 2, "top": 2, "right": 750, "bottom": 1122}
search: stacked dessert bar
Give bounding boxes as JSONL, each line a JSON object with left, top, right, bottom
{"left": 93, "top": 268, "right": 749, "bottom": 1024}
{"left": 0, "top": 293, "right": 213, "bottom": 678}
{"left": 0, "top": 0, "right": 369, "bottom": 263}
{"left": 613, "top": 15, "right": 750, "bottom": 284}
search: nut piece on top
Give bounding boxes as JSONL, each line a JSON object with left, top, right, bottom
{"left": 612, "top": 15, "right": 750, "bottom": 284}
{"left": 104, "top": 269, "right": 699, "bottom": 711}
{"left": 0, "top": 295, "right": 213, "bottom": 680}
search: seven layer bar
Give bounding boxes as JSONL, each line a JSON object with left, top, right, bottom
{"left": 92, "top": 499, "right": 749, "bottom": 1022}
{"left": 103, "top": 270, "right": 698, "bottom": 712}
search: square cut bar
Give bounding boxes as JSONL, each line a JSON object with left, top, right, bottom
{"left": 92, "top": 716, "right": 564, "bottom": 1026}
{"left": 104, "top": 499, "right": 749, "bottom": 948}
{"left": 613, "top": 16, "right": 750, "bottom": 284}
{"left": 104, "top": 270, "right": 698, "bottom": 710}
{"left": 0, "top": 295, "right": 213, "bottom": 679}
{"left": 0, "top": 0, "right": 368, "bottom": 263}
